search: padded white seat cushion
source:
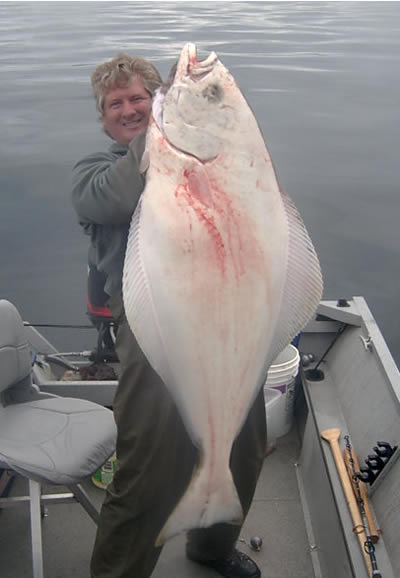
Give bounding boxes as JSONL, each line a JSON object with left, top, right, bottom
{"left": 0, "top": 396, "right": 116, "bottom": 485}
{"left": 0, "top": 302, "right": 31, "bottom": 392}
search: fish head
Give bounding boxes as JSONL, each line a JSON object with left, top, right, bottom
{"left": 152, "top": 43, "right": 244, "bottom": 162}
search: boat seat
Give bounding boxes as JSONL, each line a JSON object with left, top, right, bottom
{"left": 0, "top": 299, "right": 117, "bottom": 578}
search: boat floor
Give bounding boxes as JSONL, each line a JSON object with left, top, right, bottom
{"left": 0, "top": 427, "right": 314, "bottom": 578}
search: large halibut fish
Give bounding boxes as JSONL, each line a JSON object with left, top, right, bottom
{"left": 123, "top": 43, "right": 323, "bottom": 543}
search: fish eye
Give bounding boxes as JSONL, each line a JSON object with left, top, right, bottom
{"left": 202, "top": 83, "right": 223, "bottom": 103}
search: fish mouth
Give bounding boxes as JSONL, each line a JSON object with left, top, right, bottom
{"left": 178, "top": 43, "right": 218, "bottom": 82}
{"left": 152, "top": 43, "right": 218, "bottom": 130}
{"left": 159, "top": 44, "right": 217, "bottom": 97}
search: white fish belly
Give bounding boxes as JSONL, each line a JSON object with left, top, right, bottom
{"left": 136, "top": 132, "right": 286, "bottom": 433}
{"left": 123, "top": 125, "right": 289, "bottom": 541}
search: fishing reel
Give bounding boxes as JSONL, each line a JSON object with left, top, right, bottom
{"left": 356, "top": 441, "right": 398, "bottom": 485}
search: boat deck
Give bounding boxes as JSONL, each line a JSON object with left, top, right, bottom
{"left": 2, "top": 296, "right": 399, "bottom": 577}
{"left": 0, "top": 427, "right": 314, "bottom": 578}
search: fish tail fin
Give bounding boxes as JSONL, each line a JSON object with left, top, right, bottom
{"left": 155, "top": 466, "right": 243, "bottom": 546}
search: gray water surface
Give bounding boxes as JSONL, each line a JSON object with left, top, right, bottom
{"left": 0, "top": 1, "right": 399, "bottom": 363}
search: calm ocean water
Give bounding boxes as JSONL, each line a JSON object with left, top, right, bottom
{"left": 0, "top": 1, "right": 399, "bottom": 363}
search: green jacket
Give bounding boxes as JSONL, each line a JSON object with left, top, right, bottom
{"left": 71, "top": 135, "right": 146, "bottom": 296}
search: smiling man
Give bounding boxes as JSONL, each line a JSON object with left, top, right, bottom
{"left": 71, "top": 54, "right": 160, "bottom": 296}
{"left": 102, "top": 75, "right": 153, "bottom": 144}
{"left": 71, "top": 53, "right": 264, "bottom": 578}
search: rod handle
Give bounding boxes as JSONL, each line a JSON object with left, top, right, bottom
{"left": 321, "top": 429, "right": 372, "bottom": 576}
{"left": 343, "top": 447, "right": 381, "bottom": 543}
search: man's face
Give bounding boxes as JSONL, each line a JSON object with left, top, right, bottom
{"left": 102, "top": 76, "right": 152, "bottom": 145}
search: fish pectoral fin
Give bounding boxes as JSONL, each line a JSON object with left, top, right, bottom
{"left": 155, "top": 466, "right": 243, "bottom": 546}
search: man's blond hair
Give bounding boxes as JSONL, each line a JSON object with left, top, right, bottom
{"left": 91, "top": 53, "right": 162, "bottom": 114}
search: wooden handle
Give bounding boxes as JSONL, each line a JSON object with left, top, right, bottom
{"left": 321, "top": 428, "right": 372, "bottom": 576}
{"left": 343, "top": 447, "right": 381, "bottom": 543}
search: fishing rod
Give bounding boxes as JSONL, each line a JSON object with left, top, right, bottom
{"left": 314, "top": 322, "right": 347, "bottom": 371}
{"left": 305, "top": 322, "right": 347, "bottom": 381}
{"left": 24, "top": 322, "right": 96, "bottom": 329}
{"left": 344, "top": 435, "right": 382, "bottom": 578}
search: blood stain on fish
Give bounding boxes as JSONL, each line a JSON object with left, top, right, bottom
{"left": 175, "top": 172, "right": 227, "bottom": 277}
{"left": 174, "top": 166, "right": 265, "bottom": 283}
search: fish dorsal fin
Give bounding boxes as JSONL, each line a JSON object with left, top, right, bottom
{"left": 266, "top": 191, "right": 323, "bottom": 365}
{"left": 122, "top": 200, "right": 173, "bottom": 386}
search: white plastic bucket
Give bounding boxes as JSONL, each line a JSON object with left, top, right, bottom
{"left": 264, "top": 387, "right": 283, "bottom": 442}
{"left": 263, "top": 344, "right": 300, "bottom": 438}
